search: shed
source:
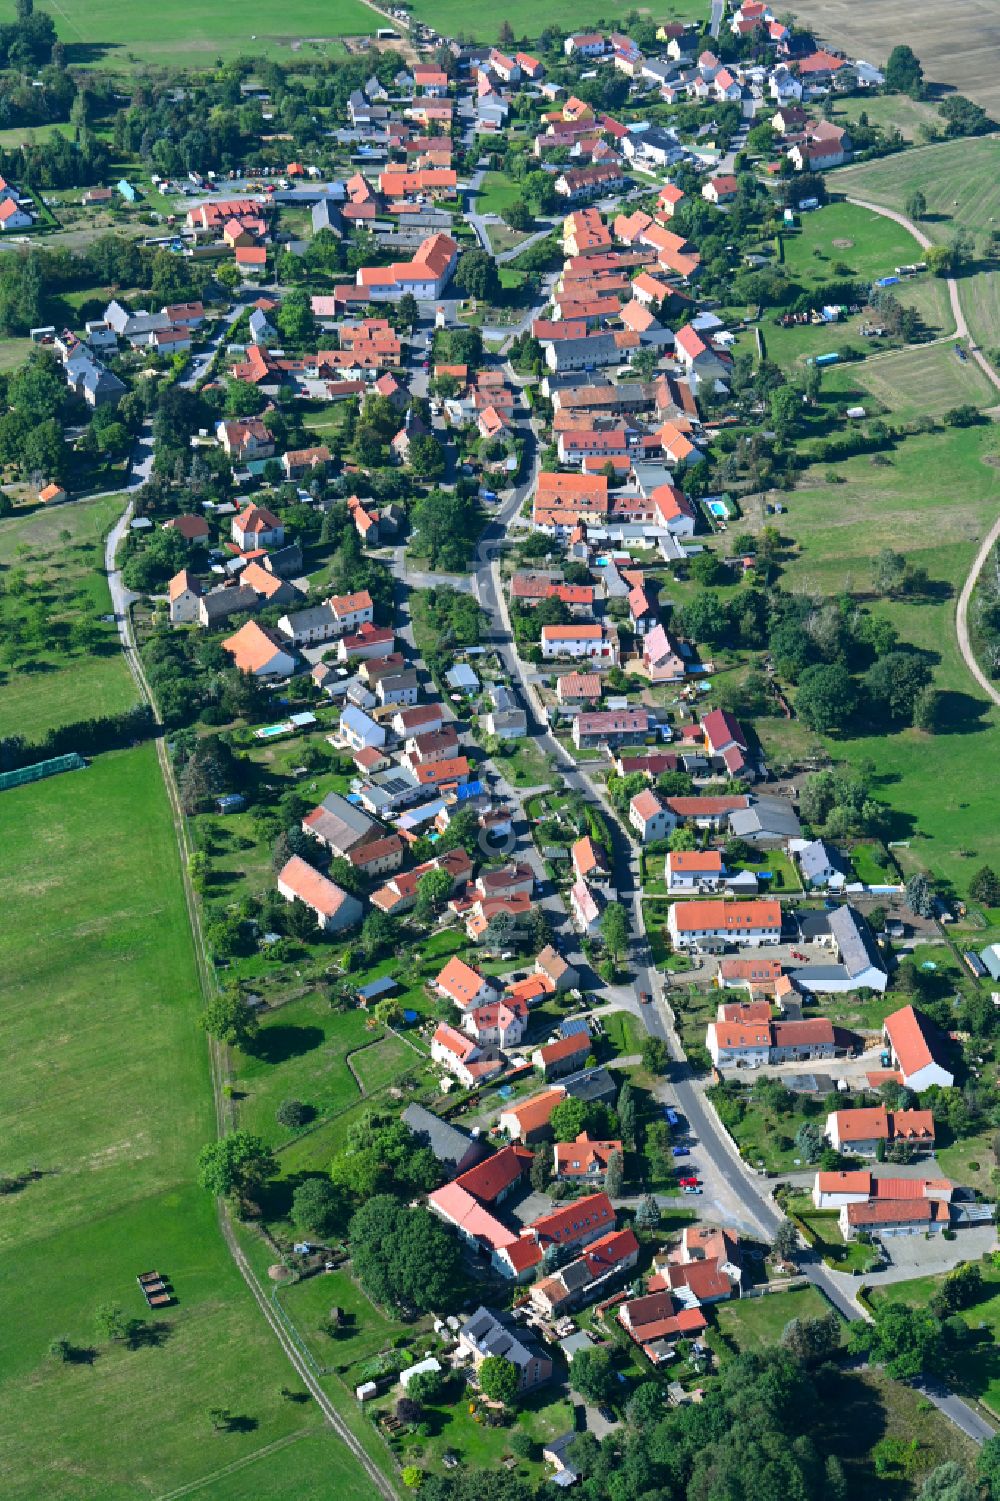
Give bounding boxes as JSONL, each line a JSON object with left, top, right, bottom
{"left": 399, "top": 1356, "right": 442, "bottom": 1391}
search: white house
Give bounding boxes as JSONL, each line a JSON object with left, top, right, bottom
{"left": 277, "top": 855, "right": 364, "bottom": 933}
{"left": 278, "top": 602, "right": 340, "bottom": 647}
{"left": 666, "top": 849, "right": 725, "bottom": 892}
{"left": 882, "top": 1005, "right": 954, "bottom": 1090}
{"left": 338, "top": 704, "right": 386, "bottom": 752}
{"left": 168, "top": 569, "right": 202, "bottom": 625}
{"left": 668, "top": 898, "right": 781, "bottom": 951}
{"left": 540, "top": 623, "right": 618, "bottom": 663}
{"left": 628, "top": 790, "right": 672, "bottom": 844}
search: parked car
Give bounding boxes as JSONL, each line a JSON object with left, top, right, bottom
{"left": 682, "top": 1185, "right": 702, "bottom": 1195}
{"left": 678, "top": 1176, "right": 699, "bottom": 1187}
{"left": 671, "top": 1146, "right": 689, "bottom": 1158}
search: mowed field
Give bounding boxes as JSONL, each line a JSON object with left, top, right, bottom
{"left": 838, "top": 137, "right": 1000, "bottom": 354}
{"left": 0, "top": 495, "right": 138, "bottom": 742}
{"left": 785, "top": 0, "right": 1000, "bottom": 116}
{"left": 757, "top": 422, "right": 1000, "bottom": 898}
{"left": 407, "top": 0, "right": 705, "bottom": 40}
{"left": 0, "top": 0, "right": 379, "bottom": 67}
{"left": 839, "top": 340, "right": 997, "bottom": 418}
{"left": 0, "top": 750, "right": 378, "bottom": 1498}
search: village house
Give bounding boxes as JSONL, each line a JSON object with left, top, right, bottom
{"left": 532, "top": 1030, "right": 591, "bottom": 1079}
{"left": 825, "top": 1106, "right": 936, "bottom": 1158}
{"left": 666, "top": 849, "right": 726, "bottom": 892}
{"left": 231, "top": 503, "right": 284, "bottom": 551}
{"left": 554, "top": 1133, "right": 623, "bottom": 1182}
{"left": 541, "top": 623, "right": 619, "bottom": 664}
{"left": 882, "top": 1005, "right": 954, "bottom": 1090}
{"left": 670, "top": 898, "right": 782, "bottom": 952}
{"left": 529, "top": 1227, "right": 639, "bottom": 1318}
{"left": 168, "top": 569, "right": 202, "bottom": 625}
{"left": 458, "top": 1307, "right": 552, "bottom": 1394}
{"left": 499, "top": 1086, "right": 567, "bottom": 1145}
{"left": 221, "top": 620, "right": 295, "bottom": 678}
{"left": 573, "top": 708, "right": 648, "bottom": 750}
{"left": 435, "top": 956, "right": 502, "bottom": 1012}
{"left": 276, "top": 855, "right": 363, "bottom": 933}
{"left": 430, "top": 1022, "right": 503, "bottom": 1088}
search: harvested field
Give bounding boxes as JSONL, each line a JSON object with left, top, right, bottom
{"left": 786, "top": 0, "right": 1000, "bottom": 116}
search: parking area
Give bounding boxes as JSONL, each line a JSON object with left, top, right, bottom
{"left": 866, "top": 1224, "right": 998, "bottom": 1281}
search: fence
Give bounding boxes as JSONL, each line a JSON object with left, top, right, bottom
{"left": 0, "top": 753, "right": 86, "bottom": 793}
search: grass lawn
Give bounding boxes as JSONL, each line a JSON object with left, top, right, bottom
{"left": 0, "top": 0, "right": 375, "bottom": 68}
{"left": 233, "top": 1004, "right": 392, "bottom": 1149}
{"left": 759, "top": 423, "right": 1000, "bottom": 902}
{"left": 409, "top": 0, "right": 704, "bottom": 38}
{"left": 0, "top": 494, "right": 137, "bottom": 740}
{"left": 785, "top": 1196, "right": 881, "bottom": 1274}
{"left": 838, "top": 138, "right": 1000, "bottom": 354}
{"left": 474, "top": 171, "right": 523, "bottom": 217}
{"left": 381, "top": 1376, "right": 575, "bottom": 1480}
{"left": 274, "top": 1265, "right": 424, "bottom": 1376}
{"left": 490, "top": 734, "right": 552, "bottom": 788}
{"left": 829, "top": 94, "right": 944, "bottom": 145}
{"left": 714, "top": 1284, "right": 838, "bottom": 1350}
{"left": 0, "top": 747, "right": 374, "bottom": 1500}
{"left": 842, "top": 340, "right": 996, "bottom": 419}
{"left": 871, "top": 1264, "right": 1000, "bottom": 1413}
{"left": 601, "top": 1008, "right": 646, "bottom": 1058}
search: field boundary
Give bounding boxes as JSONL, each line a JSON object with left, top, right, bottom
{"left": 104, "top": 499, "right": 400, "bottom": 1501}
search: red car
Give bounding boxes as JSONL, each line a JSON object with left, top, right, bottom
{"left": 678, "top": 1176, "right": 699, "bottom": 1187}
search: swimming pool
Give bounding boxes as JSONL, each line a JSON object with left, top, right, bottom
{"left": 708, "top": 500, "right": 728, "bottom": 519}
{"left": 255, "top": 723, "right": 290, "bottom": 739}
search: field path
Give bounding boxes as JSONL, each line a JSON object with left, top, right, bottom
{"left": 956, "top": 514, "right": 1000, "bottom": 708}
{"left": 848, "top": 194, "right": 1000, "bottom": 702}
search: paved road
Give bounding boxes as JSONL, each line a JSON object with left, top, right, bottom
{"left": 463, "top": 375, "right": 997, "bottom": 1444}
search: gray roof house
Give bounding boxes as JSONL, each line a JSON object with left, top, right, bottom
{"left": 402, "top": 1103, "right": 490, "bottom": 1177}
{"left": 278, "top": 601, "right": 340, "bottom": 647}
{"left": 459, "top": 1307, "right": 553, "bottom": 1393}
{"left": 796, "top": 838, "right": 851, "bottom": 890}
{"left": 562, "top": 1065, "right": 617, "bottom": 1106}
{"left": 792, "top": 905, "right": 888, "bottom": 995}
{"left": 728, "top": 795, "right": 802, "bottom": 846}
{"left": 312, "top": 197, "right": 343, "bottom": 237}
{"left": 302, "top": 790, "right": 378, "bottom": 856}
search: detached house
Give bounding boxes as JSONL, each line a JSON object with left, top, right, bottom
{"left": 232, "top": 504, "right": 284, "bottom": 551}
{"left": 277, "top": 855, "right": 363, "bottom": 933}
{"left": 435, "top": 957, "right": 501, "bottom": 1013}
{"left": 825, "top": 1107, "right": 935, "bottom": 1157}
{"left": 882, "top": 1005, "right": 954, "bottom": 1090}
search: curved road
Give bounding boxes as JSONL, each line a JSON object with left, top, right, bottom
{"left": 846, "top": 194, "right": 1000, "bottom": 711}
{"left": 469, "top": 410, "right": 996, "bottom": 1444}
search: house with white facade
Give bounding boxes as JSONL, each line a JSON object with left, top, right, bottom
{"left": 668, "top": 898, "right": 781, "bottom": 952}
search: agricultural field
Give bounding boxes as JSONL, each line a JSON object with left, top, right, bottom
{"left": 0, "top": 747, "right": 379, "bottom": 1501}
{"left": 782, "top": 0, "right": 1000, "bottom": 116}
{"left": 0, "top": 495, "right": 137, "bottom": 742}
{"left": 0, "top": 0, "right": 377, "bottom": 68}
{"left": 839, "top": 137, "right": 1000, "bottom": 354}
